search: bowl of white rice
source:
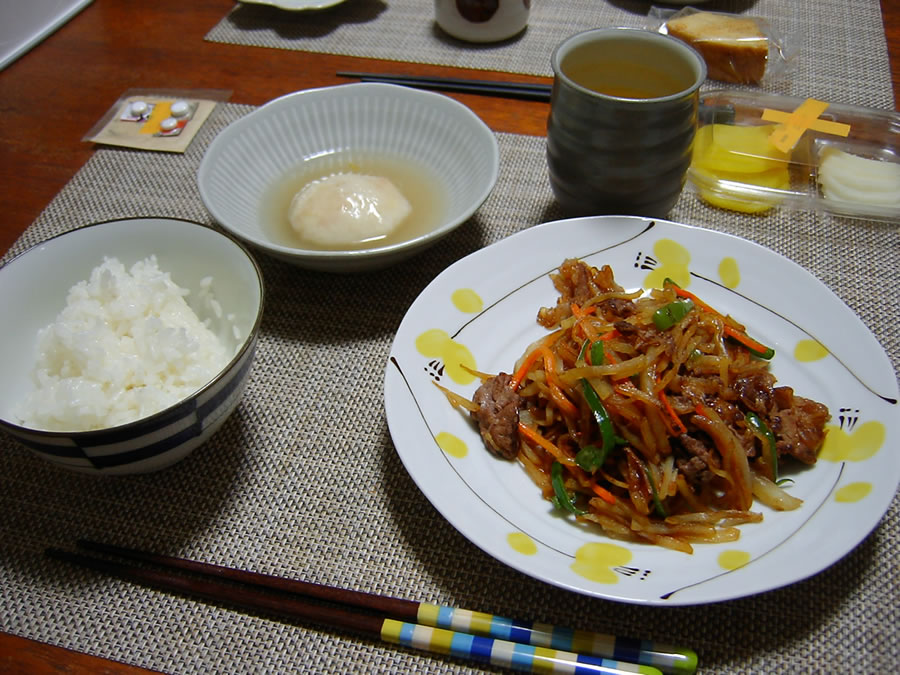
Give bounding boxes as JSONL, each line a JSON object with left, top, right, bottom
{"left": 0, "top": 217, "right": 264, "bottom": 474}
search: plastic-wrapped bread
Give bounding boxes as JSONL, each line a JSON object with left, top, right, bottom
{"left": 665, "top": 11, "right": 769, "bottom": 85}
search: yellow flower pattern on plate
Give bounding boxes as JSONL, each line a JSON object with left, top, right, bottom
{"left": 415, "top": 328, "right": 477, "bottom": 385}
{"left": 819, "top": 421, "right": 885, "bottom": 462}
{"left": 835, "top": 482, "right": 873, "bottom": 503}
{"left": 507, "top": 532, "right": 538, "bottom": 556}
{"left": 451, "top": 288, "right": 483, "bottom": 313}
{"left": 794, "top": 339, "right": 829, "bottom": 362}
{"left": 644, "top": 239, "right": 691, "bottom": 289}
{"left": 718, "top": 256, "right": 740, "bottom": 288}
{"left": 718, "top": 550, "right": 752, "bottom": 570}
{"left": 436, "top": 431, "right": 467, "bottom": 459}
{"left": 570, "top": 543, "right": 631, "bottom": 584}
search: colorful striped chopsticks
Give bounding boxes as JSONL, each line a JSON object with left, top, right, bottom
{"left": 407, "top": 603, "right": 695, "bottom": 674}
{"left": 46, "top": 540, "right": 696, "bottom": 674}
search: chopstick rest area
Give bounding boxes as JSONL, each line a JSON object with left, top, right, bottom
{"left": 46, "top": 540, "right": 696, "bottom": 675}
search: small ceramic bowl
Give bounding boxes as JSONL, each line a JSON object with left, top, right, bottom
{"left": 197, "top": 83, "right": 500, "bottom": 273}
{"left": 0, "top": 218, "right": 264, "bottom": 474}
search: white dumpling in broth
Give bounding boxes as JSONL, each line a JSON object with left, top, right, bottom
{"left": 288, "top": 172, "right": 412, "bottom": 246}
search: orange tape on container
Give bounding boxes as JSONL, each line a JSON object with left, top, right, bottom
{"left": 762, "top": 98, "right": 851, "bottom": 153}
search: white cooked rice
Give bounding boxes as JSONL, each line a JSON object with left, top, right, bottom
{"left": 15, "top": 256, "right": 230, "bottom": 432}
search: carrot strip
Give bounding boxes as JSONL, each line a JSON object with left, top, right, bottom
{"left": 509, "top": 331, "right": 573, "bottom": 391}
{"left": 509, "top": 346, "right": 543, "bottom": 391}
{"left": 593, "top": 330, "right": 621, "bottom": 365}
{"left": 577, "top": 321, "right": 600, "bottom": 344}
{"left": 570, "top": 303, "right": 596, "bottom": 318}
{"left": 539, "top": 347, "right": 580, "bottom": 418}
{"left": 670, "top": 285, "right": 720, "bottom": 316}
{"left": 590, "top": 480, "right": 617, "bottom": 504}
{"left": 670, "top": 284, "right": 772, "bottom": 357}
{"left": 517, "top": 423, "right": 576, "bottom": 466}
{"left": 723, "top": 325, "right": 772, "bottom": 355}
{"left": 658, "top": 389, "right": 687, "bottom": 436}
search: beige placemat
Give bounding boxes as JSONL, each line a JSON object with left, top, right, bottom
{"left": 205, "top": 0, "right": 895, "bottom": 109}
{"left": 0, "top": 101, "right": 898, "bottom": 674}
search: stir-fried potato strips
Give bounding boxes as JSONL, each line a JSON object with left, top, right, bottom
{"left": 444, "top": 259, "right": 830, "bottom": 553}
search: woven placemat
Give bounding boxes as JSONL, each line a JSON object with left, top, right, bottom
{"left": 0, "top": 101, "right": 898, "bottom": 674}
{"left": 205, "top": 0, "right": 895, "bottom": 109}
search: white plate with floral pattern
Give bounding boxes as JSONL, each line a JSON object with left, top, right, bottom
{"left": 384, "top": 215, "right": 899, "bottom": 606}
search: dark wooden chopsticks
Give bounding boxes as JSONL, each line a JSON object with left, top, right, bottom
{"left": 337, "top": 71, "right": 736, "bottom": 125}
{"left": 46, "top": 540, "right": 697, "bottom": 674}
{"left": 337, "top": 70, "right": 553, "bottom": 101}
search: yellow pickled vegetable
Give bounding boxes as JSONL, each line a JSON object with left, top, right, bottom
{"left": 691, "top": 123, "right": 792, "bottom": 213}
{"left": 693, "top": 166, "right": 791, "bottom": 214}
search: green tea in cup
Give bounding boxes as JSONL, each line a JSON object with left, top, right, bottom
{"left": 547, "top": 28, "right": 707, "bottom": 217}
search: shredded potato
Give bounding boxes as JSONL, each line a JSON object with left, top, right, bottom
{"left": 450, "top": 259, "right": 830, "bottom": 553}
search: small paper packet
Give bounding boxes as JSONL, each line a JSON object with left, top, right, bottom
{"left": 84, "top": 88, "right": 231, "bottom": 153}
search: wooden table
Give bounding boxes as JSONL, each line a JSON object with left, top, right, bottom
{"left": 1, "top": 1, "right": 897, "bottom": 672}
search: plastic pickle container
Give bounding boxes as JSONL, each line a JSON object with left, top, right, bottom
{"left": 687, "top": 90, "right": 900, "bottom": 222}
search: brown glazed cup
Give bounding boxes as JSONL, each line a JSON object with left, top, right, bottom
{"left": 547, "top": 28, "right": 707, "bottom": 218}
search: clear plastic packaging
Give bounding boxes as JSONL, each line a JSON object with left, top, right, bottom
{"left": 686, "top": 90, "right": 900, "bottom": 222}
{"left": 650, "top": 7, "right": 795, "bottom": 85}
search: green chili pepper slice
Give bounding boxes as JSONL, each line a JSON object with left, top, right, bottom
{"left": 664, "top": 279, "right": 774, "bottom": 359}
{"left": 579, "top": 378, "right": 616, "bottom": 452}
{"left": 652, "top": 299, "right": 694, "bottom": 331}
{"left": 746, "top": 411, "right": 778, "bottom": 482}
{"left": 551, "top": 461, "right": 586, "bottom": 515}
{"left": 589, "top": 340, "right": 606, "bottom": 366}
{"left": 735, "top": 338, "right": 776, "bottom": 361}
{"left": 575, "top": 444, "right": 611, "bottom": 473}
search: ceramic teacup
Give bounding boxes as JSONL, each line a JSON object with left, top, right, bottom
{"left": 435, "top": 0, "right": 530, "bottom": 43}
{"left": 547, "top": 27, "right": 707, "bottom": 218}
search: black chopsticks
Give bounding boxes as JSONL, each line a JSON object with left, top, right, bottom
{"left": 337, "top": 71, "right": 736, "bottom": 124}
{"left": 337, "top": 70, "right": 553, "bottom": 101}
{"left": 47, "top": 540, "right": 697, "bottom": 674}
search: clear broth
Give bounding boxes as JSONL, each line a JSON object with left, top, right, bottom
{"left": 260, "top": 151, "right": 448, "bottom": 251}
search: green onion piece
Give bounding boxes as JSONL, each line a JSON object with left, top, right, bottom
{"left": 641, "top": 458, "right": 668, "bottom": 518}
{"left": 551, "top": 461, "right": 586, "bottom": 515}
{"left": 589, "top": 340, "right": 606, "bottom": 366}
{"left": 746, "top": 411, "right": 778, "bottom": 482}
{"left": 579, "top": 378, "right": 616, "bottom": 452}
{"left": 576, "top": 339, "right": 590, "bottom": 364}
{"left": 652, "top": 299, "right": 694, "bottom": 331}
{"left": 744, "top": 342, "right": 776, "bottom": 360}
{"left": 575, "top": 444, "right": 611, "bottom": 473}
